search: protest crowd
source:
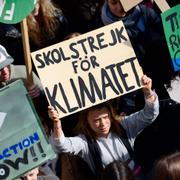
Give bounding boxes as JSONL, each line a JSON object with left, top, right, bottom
{"left": 0, "top": 0, "right": 180, "bottom": 180}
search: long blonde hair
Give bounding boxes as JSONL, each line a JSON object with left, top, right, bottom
{"left": 74, "top": 102, "right": 124, "bottom": 139}
{"left": 27, "top": 0, "right": 60, "bottom": 47}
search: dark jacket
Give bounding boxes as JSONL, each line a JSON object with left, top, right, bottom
{"left": 96, "top": 4, "right": 164, "bottom": 64}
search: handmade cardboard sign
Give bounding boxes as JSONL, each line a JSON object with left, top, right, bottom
{"left": 31, "top": 21, "right": 143, "bottom": 118}
{"left": 161, "top": 4, "right": 180, "bottom": 72}
{"left": 0, "top": 80, "right": 55, "bottom": 179}
{"left": 0, "top": 0, "right": 36, "bottom": 24}
{"left": 119, "top": 0, "right": 143, "bottom": 12}
{"left": 154, "top": 0, "right": 170, "bottom": 12}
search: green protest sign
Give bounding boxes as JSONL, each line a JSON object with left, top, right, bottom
{"left": 0, "top": 0, "right": 36, "bottom": 24}
{"left": 0, "top": 80, "right": 55, "bottom": 179}
{"left": 161, "top": 4, "right": 180, "bottom": 72}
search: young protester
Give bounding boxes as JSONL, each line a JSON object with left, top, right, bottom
{"left": 97, "top": 0, "right": 163, "bottom": 64}
{"left": 0, "top": 44, "right": 42, "bottom": 98}
{"left": 48, "top": 74, "right": 159, "bottom": 179}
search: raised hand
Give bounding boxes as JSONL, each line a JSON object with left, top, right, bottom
{"left": 48, "top": 106, "right": 62, "bottom": 138}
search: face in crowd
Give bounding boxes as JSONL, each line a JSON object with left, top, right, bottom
{"left": 18, "top": 168, "right": 39, "bottom": 180}
{"left": 0, "top": 66, "right": 10, "bottom": 83}
{"left": 87, "top": 107, "right": 112, "bottom": 138}
{"left": 107, "top": 0, "right": 126, "bottom": 17}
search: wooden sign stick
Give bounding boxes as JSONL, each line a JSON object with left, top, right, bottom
{"left": 154, "top": 0, "right": 170, "bottom": 12}
{"left": 20, "top": 18, "right": 34, "bottom": 87}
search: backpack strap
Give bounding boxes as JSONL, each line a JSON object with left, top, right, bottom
{"left": 85, "top": 126, "right": 134, "bottom": 179}
{"left": 86, "top": 135, "right": 103, "bottom": 180}
{"left": 120, "top": 125, "right": 142, "bottom": 176}
{"left": 119, "top": 124, "right": 134, "bottom": 159}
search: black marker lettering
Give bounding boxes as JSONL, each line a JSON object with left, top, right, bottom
{"left": 35, "top": 54, "right": 45, "bottom": 68}
{"left": 45, "top": 86, "right": 67, "bottom": 113}
{"left": 101, "top": 68, "right": 119, "bottom": 99}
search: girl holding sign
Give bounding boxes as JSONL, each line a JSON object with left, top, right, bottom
{"left": 48, "top": 75, "right": 159, "bottom": 179}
